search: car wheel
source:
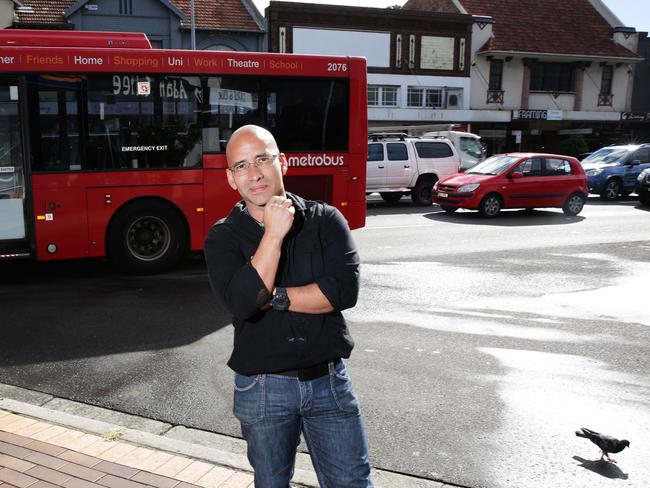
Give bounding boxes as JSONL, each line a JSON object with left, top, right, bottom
{"left": 440, "top": 205, "right": 457, "bottom": 214}
{"left": 380, "top": 192, "right": 402, "bottom": 203}
{"left": 600, "top": 179, "right": 621, "bottom": 201}
{"left": 108, "top": 200, "right": 187, "bottom": 274}
{"left": 639, "top": 193, "right": 650, "bottom": 206}
{"left": 479, "top": 194, "right": 502, "bottom": 218}
{"left": 411, "top": 177, "right": 436, "bottom": 206}
{"left": 563, "top": 192, "right": 586, "bottom": 216}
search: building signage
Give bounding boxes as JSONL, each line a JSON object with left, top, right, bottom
{"left": 512, "top": 109, "right": 563, "bottom": 121}
{"left": 621, "top": 112, "right": 650, "bottom": 121}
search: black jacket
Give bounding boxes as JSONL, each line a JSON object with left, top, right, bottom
{"left": 204, "top": 193, "right": 359, "bottom": 375}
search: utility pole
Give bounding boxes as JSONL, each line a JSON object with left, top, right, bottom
{"left": 190, "top": 0, "right": 196, "bottom": 50}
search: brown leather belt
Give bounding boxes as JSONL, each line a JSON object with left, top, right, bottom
{"left": 274, "top": 359, "right": 340, "bottom": 381}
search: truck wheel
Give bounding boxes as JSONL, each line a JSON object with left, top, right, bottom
{"left": 107, "top": 200, "right": 187, "bottom": 274}
{"left": 380, "top": 192, "right": 402, "bottom": 203}
{"left": 411, "top": 177, "right": 436, "bottom": 206}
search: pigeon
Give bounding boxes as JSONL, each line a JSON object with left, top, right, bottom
{"left": 575, "top": 427, "right": 630, "bottom": 463}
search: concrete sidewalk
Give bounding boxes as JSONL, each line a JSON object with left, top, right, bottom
{"left": 0, "top": 384, "right": 452, "bottom": 488}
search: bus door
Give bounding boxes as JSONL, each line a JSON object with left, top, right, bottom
{"left": 0, "top": 76, "right": 29, "bottom": 257}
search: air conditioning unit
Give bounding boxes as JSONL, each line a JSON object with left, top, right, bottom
{"left": 446, "top": 90, "right": 463, "bottom": 109}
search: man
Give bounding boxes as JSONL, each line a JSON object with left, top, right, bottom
{"left": 204, "top": 125, "right": 373, "bottom": 487}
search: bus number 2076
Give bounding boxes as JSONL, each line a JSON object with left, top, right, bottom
{"left": 327, "top": 63, "right": 347, "bottom": 72}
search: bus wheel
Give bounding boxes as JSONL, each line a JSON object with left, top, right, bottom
{"left": 108, "top": 201, "right": 187, "bottom": 274}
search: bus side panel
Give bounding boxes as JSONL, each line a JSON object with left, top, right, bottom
{"left": 31, "top": 178, "right": 89, "bottom": 260}
{"left": 202, "top": 168, "right": 240, "bottom": 237}
{"left": 86, "top": 184, "right": 205, "bottom": 257}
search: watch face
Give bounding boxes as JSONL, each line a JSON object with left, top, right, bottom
{"left": 273, "top": 288, "right": 289, "bottom": 311}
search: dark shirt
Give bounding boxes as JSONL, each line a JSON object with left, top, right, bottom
{"left": 204, "top": 192, "right": 359, "bottom": 375}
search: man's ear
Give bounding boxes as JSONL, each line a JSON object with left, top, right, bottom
{"left": 226, "top": 169, "right": 238, "bottom": 191}
{"left": 279, "top": 153, "right": 288, "bottom": 175}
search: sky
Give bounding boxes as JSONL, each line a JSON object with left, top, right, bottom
{"left": 250, "top": 0, "right": 650, "bottom": 34}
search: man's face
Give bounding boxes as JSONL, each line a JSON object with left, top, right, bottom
{"left": 226, "top": 131, "right": 288, "bottom": 210}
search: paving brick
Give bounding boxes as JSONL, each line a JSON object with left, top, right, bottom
{"left": 96, "top": 444, "right": 137, "bottom": 463}
{"left": 174, "top": 483, "right": 203, "bottom": 488}
{"left": 61, "top": 477, "right": 105, "bottom": 488}
{"left": 78, "top": 440, "right": 117, "bottom": 458}
{"left": 9, "top": 424, "right": 51, "bottom": 440}
{"left": 130, "top": 471, "right": 179, "bottom": 488}
{"left": 175, "top": 461, "right": 213, "bottom": 484}
{"left": 1, "top": 420, "right": 37, "bottom": 436}
{"left": 58, "top": 462, "right": 104, "bottom": 482}
{"left": 194, "top": 466, "right": 232, "bottom": 488}
{"left": 92, "top": 461, "right": 138, "bottom": 480}
{"left": 0, "top": 416, "right": 23, "bottom": 429}
{"left": 30, "top": 481, "right": 59, "bottom": 488}
{"left": 0, "top": 433, "right": 33, "bottom": 448}
{"left": 0, "top": 455, "right": 35, "bottom": 473}
{"left": 0, "top": 443, "right": 33, "bottom": 460}
{"left": 45, "top": 430, "right": 85, "bottom": 448}
{"left": 94, "top": 474, "right": 148, "bottom": 488}
{"left": 58, "top": 451, "right": 101, "bottom": 469}
{"left": 22, "top": 442, "right": 66, "bottom": 458}
{"left": 112, "top": 447, "right": 155, "bottom": 469}
{"left": 64, "top": 435, "right": 104, "bottom": 453}
{"left": 0, "top": 467, "right": 39, "bottom": 488}
{"left": 29, "top": 427, "right": 67, "bottom": 443}
{"left": 23, "top": 453, "right": 66, "bottom": 470}
{"left": 154, "top": 456, "right": 193, "bottom": 478}
{"left": 132, "top": 450, "right": 173, "bottom": 472}
{"left": 217, "top": 472, "right": 254, "bottom": 488}
{"left": 24, "top": 465, "right": 71, "bottom": 485}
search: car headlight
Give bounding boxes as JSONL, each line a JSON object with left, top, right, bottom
{"left": 585, "top": 168, "right": 603, "bottom": 176}
{"left": 457, "top": 183, "right": 480, "bottom": 192}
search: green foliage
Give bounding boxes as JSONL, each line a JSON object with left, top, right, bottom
{"left": 558, "top": 135, "right": 589, "bottom": 156}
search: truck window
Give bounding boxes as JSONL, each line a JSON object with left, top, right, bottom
{"left": 368, "top": 143, "right": 384, "bottom": 161}
{"left": 414, "top": 141, "right": 453, "bottom": 158}
{"left": 387, "top": 143, "right": 408, "bottom": 161}
{"left": 459, "top": 137, "right": 483, "bottom": 159}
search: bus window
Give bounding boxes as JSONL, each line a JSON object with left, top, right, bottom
{"left": 267, "top": 78, "right": 348, "bottom": 152}
{"left": 202, "top": 76, "right": 261, "bottom": 153}
{"left": 28, "top": 75, "right": 83, "bottom": 172}
{"left": 85, "top": 74, "right": 202, "bottom": 169}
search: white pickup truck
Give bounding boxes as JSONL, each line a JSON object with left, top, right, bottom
{"left": 366, "top": 133, "right": 461, "bottom": 205}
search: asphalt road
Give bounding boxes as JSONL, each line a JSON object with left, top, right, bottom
{"left": 1, "top": 196, "right": 648, "bottom": 488}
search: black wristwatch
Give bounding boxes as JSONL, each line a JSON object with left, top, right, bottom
{"left": 272, "top": 287, "right": 290, "bottom": 312}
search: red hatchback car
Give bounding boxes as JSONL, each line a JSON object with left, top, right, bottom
{"left": 432, "top": 153, "right": 588, "bottom": 217}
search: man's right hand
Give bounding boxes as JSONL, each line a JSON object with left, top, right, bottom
{"left": 263, "top": 196, "right": 295, "bottom": 239}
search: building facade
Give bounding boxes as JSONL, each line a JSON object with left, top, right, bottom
{"left": 266, "top": 1, "right": 473, "bottom": 130}
{"left": 405, "top": 0, "right": 643, "bottom": 155}
{"left": 10, "top": 0, "right": 265, "bottom": 52}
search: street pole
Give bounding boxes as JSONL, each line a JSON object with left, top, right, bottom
{"left": 190, "top": 0, "right": 196, "bottom": 50}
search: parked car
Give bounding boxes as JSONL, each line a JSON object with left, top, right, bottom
{"left": 636, "top": 167, "right": 650, "bottom": 206}
{"left": 366, "top": 133, "right": 460, "bottom": 205}
{"left": 580, "top": 144, "right": 650, "bottom": 200}
{"left": 431, "top": 153, "right": 588, "bottom": 218}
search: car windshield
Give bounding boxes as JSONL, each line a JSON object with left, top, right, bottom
{"left": 582, "top": 147, "right": 634, "bottom": 165}
{"left": 466, "top": 155, "right": 520, "bottom": 175}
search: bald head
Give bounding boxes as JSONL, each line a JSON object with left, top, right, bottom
{"left": 226, "top": 125, "right": 279, "bottom": 164}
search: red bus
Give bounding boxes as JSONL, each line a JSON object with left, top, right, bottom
{"left": 0, "top": 30, "right": 367, "bottom": 273}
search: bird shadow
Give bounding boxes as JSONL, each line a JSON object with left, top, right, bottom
{"left": 573, "top": 456, "right": 629, "bottom": 479}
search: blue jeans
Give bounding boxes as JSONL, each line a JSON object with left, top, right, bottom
{"left": 233, "top": 360, "right": 373, "bottom": 488}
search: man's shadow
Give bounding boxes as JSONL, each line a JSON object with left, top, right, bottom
{"left": 573, "top": 456, "right": 629, "bottom": 479}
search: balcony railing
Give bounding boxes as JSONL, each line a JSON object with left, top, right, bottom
{"left": 487, "top": 90, "right": 504, "bottom": 104}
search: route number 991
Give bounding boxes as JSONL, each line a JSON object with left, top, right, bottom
{"left": 327, "top": 63, "right": 347, "bottom": 72}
